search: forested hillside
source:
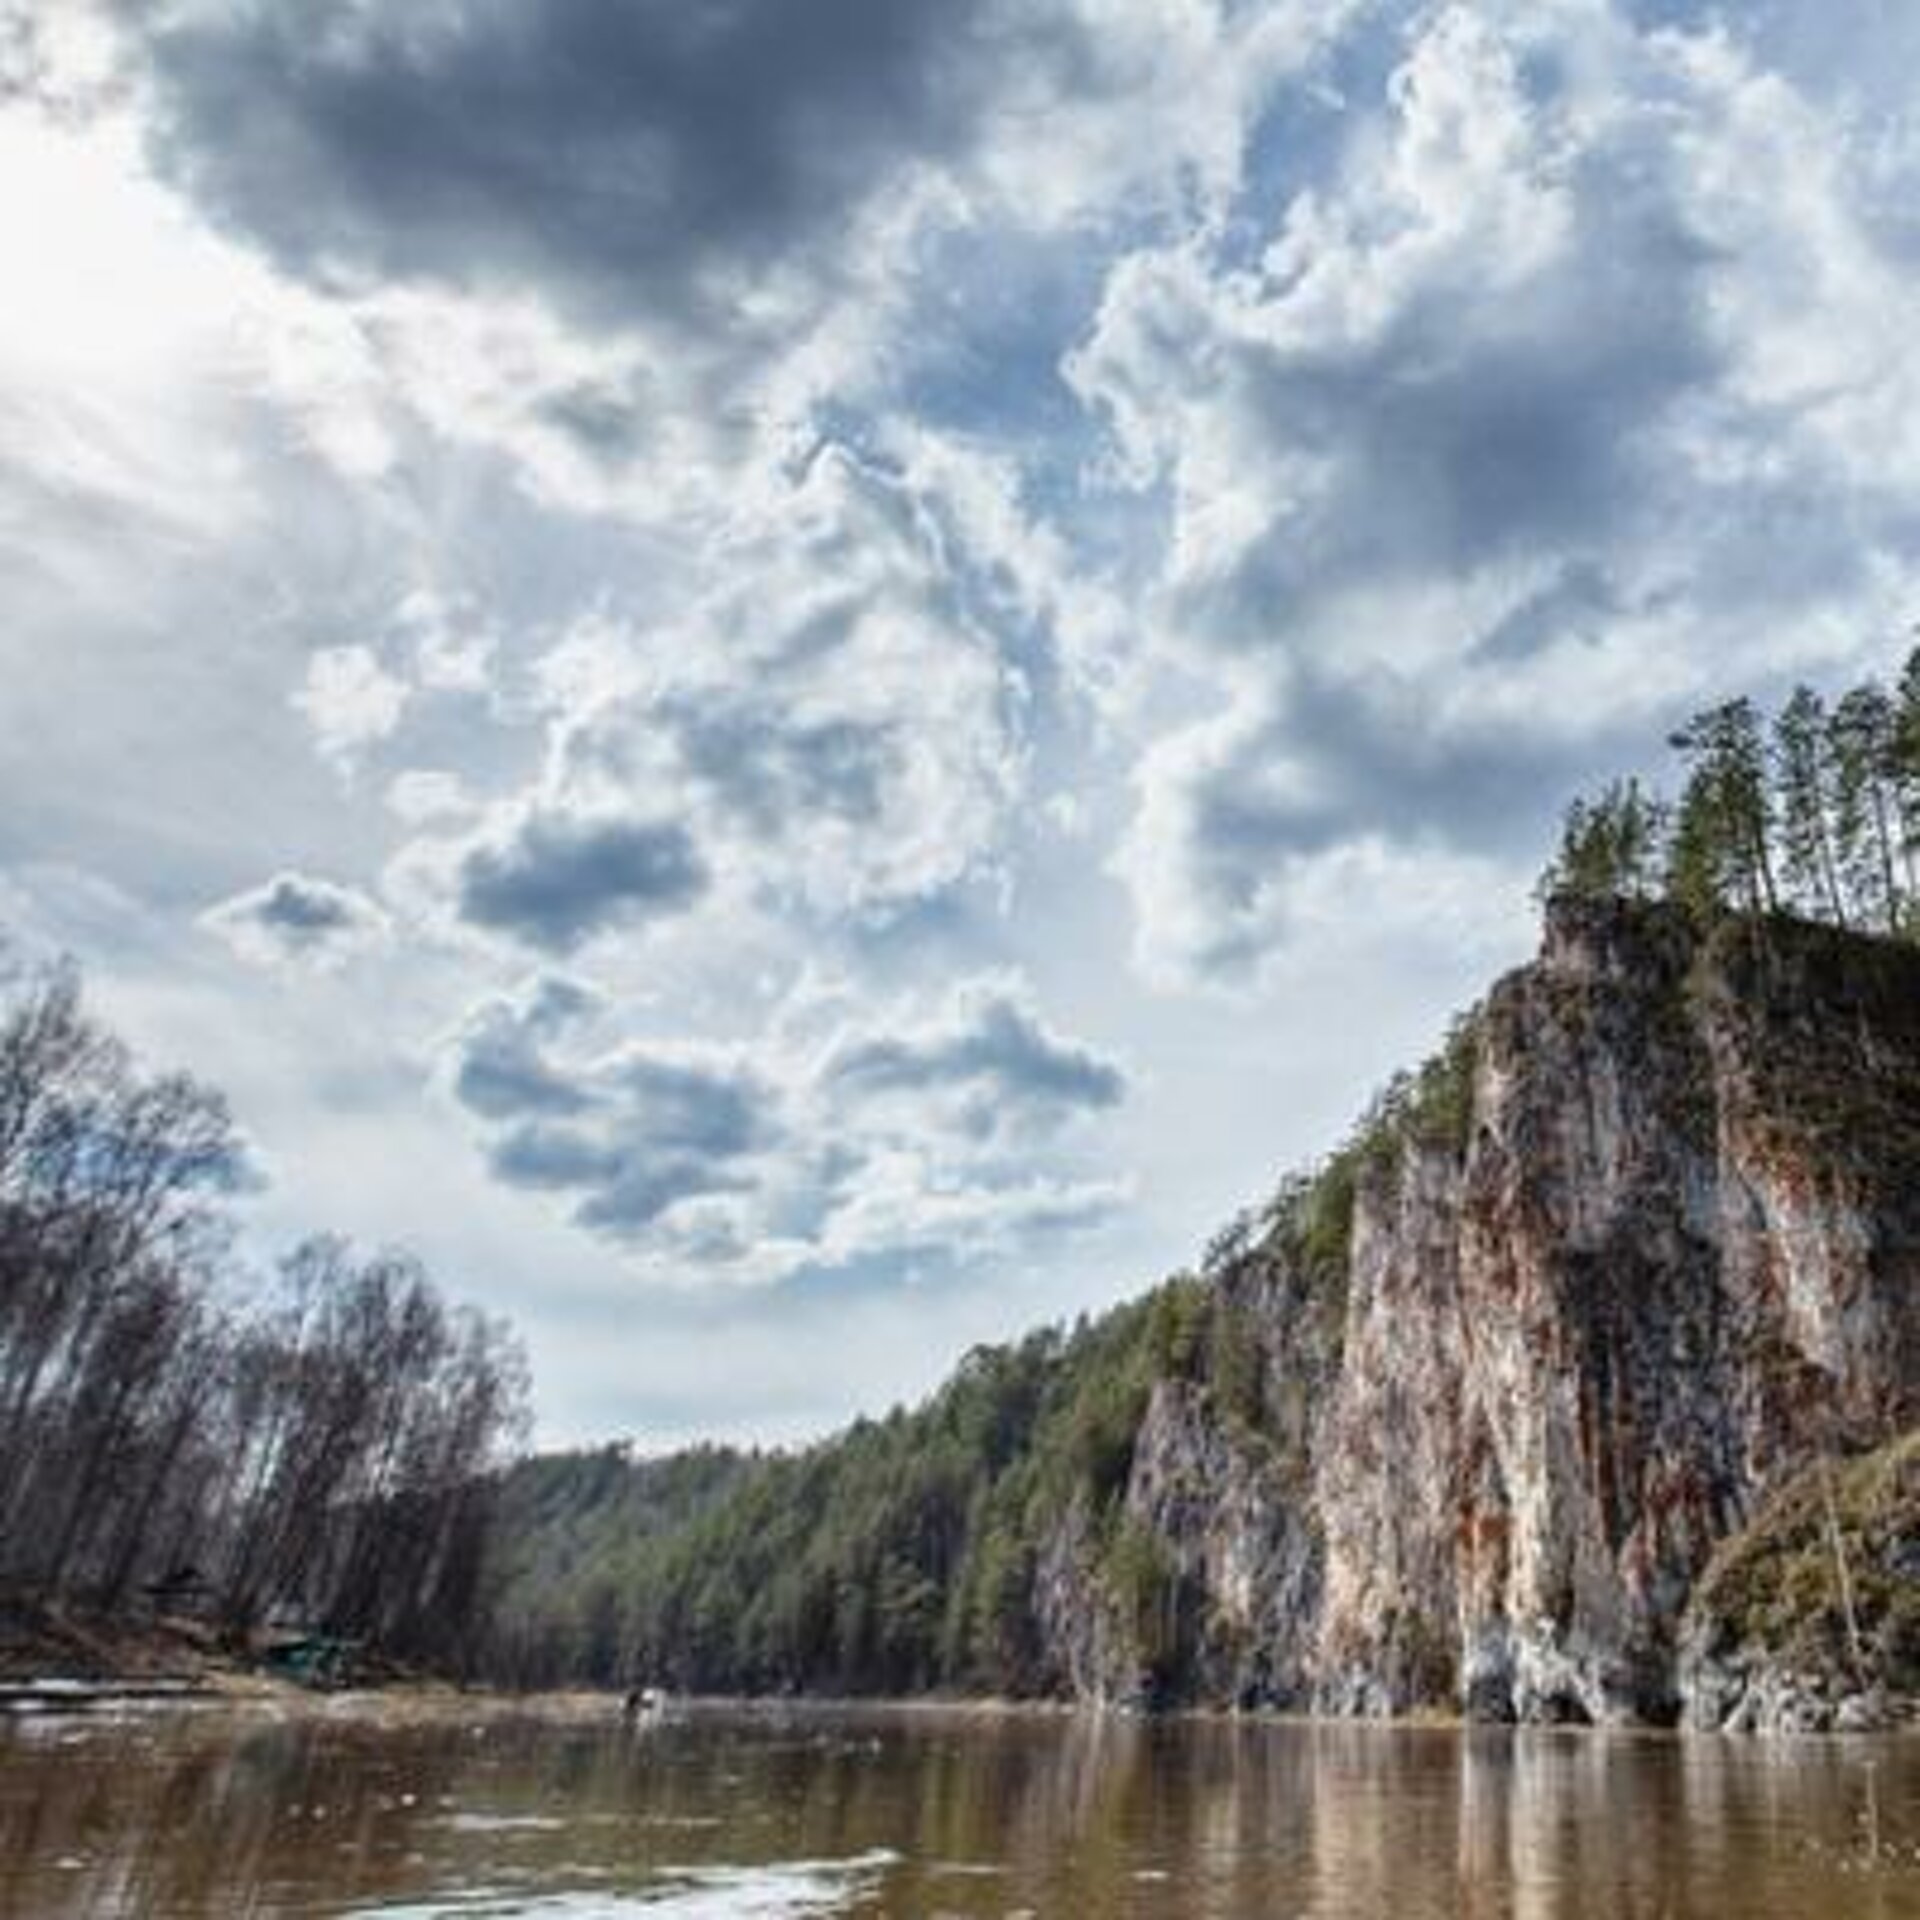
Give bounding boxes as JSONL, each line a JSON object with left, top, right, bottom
{"left": 484, "top": 1296, "right": 1196, "bottom": 1694}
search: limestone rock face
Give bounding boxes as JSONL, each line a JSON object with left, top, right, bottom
{"left": 1062, "top": 900, "right": 1920, "bottom": 1724}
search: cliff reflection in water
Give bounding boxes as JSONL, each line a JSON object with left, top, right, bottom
{"left": 1, "top": 1703, "right": 1915, "bottom": 1917}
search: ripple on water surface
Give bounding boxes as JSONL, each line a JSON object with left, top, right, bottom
{"left": 356, "top": 1847, "right": 902, "bottom": 1917}
{"left": 2, "top": 1703, "right": 1918, "bottom": 1918}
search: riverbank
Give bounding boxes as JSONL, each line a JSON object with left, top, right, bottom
{"left": 0, "top": 1592, "right": 646, "bottom": 1726}
{"left": 0, "top": 1594, "right": 226, "bottom": 1685}
{"left": 0, "top": 1593, "right": 447, "bottom": 1709}
{"left": 5, "top": 1588, "right": 1912, "bottom": 1738}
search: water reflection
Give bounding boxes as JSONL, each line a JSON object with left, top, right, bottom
{"left": 0, "top": 1702, "right": 1914, "bottom": 1917}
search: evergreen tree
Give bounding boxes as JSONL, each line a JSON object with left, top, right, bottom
{"left": 1886, "top": 644, "right": 1920, "bottom": 918}
{"left": 1669, "top": 698, "right": 1777, "bottom": 917}
{"left": 1541, "top": 779, "right": 1666, "bottom": 903}
{"left": 1830, "top": 683, "right": 1902, "bottom": 931}
{"left": 1664, "top": 765, "right": 1732, "bottom": 922}
{"left": 1530, "top": 659, "right": 1920, "bottom": 943}
{"left": 1772, "top": 686, "right": 1848, "bottom": 926}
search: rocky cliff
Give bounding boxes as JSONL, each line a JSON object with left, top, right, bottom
{"left": 1045, "top": 898, "right": 1920, "bottom": 1726}
{"left": 488, "top": 897, "right": 1920, "bottom": 1727}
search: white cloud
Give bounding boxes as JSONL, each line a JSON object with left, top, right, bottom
{"left": 391, "top": 440, "right": 1038, "bottom": 955}
{"left": 397, "top": 588, "right": 497, "bottom": 695}
{"left": 1070, "top": 2, "right": 1920, "bottom": 985}
{"left": 291, "top": 643, "right": 410, "bottom": 767}
{"left": 385, "top": 769, "right": 479, "bottom": 828}
{"left": 443, "top": 967, "right": 1128, "bottom": 1289}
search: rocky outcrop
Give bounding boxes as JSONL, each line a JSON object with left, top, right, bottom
{"left": 1068, "top": 899, "right": 1920, "bottom": 1725}
{"left": 1679, "top": 1427, "right": 1920, "bottom": 1733}
{"left": 1038, "top": 1251, "right": 1338, "bottom": 1707}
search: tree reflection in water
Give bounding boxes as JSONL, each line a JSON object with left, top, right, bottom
{"left": 0, "top": 1702, "right": 1914, "bottom": 1917}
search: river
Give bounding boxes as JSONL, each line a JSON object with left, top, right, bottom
{"left": 1, "top": 1699, "right": 1915, "bottom": 1916}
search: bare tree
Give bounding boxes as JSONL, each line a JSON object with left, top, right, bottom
{"left": 0, "top": 952, "right": 528, "bottom": 1670}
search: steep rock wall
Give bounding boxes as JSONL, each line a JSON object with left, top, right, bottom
{"left": 1079, "top": 900, "right": 1920, "bottom": 1724}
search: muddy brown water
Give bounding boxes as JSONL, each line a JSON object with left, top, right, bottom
{"left": 1, "top": 1699, "right": 1916, "bottom": 1916}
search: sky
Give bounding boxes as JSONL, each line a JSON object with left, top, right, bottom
{"left": 3, "top": 0, "right": 1918, "bottom": 1449}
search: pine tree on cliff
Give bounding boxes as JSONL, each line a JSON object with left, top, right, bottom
{"left": 1668, "top": 697, "right": 1778, "bottom": 917}
{"left": 1664, "top": 766, "right": 1733, "bottom": 922}
{"left": 1890, "top": 645, "right": 1920, "bottom": 910}
{"left": 1549, "top": 654, "right": 1920, "bottom": 940}
{"left": 1772, "top": 686, "right": 1850, "bottom": 927}
{"left": 1830, "top": 681, "right": 1904, "bottom": 932}
{"left": 1541, "top": 779, "right": 1665, "bottom": 902}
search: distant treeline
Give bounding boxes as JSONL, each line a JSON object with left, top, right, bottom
{"left": 481, "top": 1281, "right": 1273, "bottom": 1696}
{"left": 0, "top": 950, "right": 527, "bottom": 1667}
{"left": 1545, "top": 650, "right": 1920, "bottom": 930}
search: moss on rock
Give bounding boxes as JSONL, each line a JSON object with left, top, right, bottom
{"left": 1685, "top": 1428, "right": 1920, "bottom": 1701}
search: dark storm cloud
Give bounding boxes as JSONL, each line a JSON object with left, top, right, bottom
{"left": 457, "top": 810, "right": 707, "bottom": 952}
{"left": 830, "top": 986, "right": 1125, "bottom": 1135}
{"left": 132, "top": 0, "right": 1073, "bottom": 324}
